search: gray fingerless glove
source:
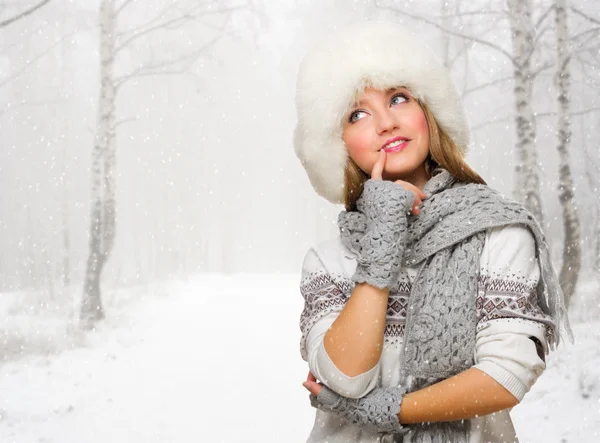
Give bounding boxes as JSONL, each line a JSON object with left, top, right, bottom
{"left": 309, "top": 385, "right": 407, "bottom": 434}
{"left": 338, "top": 179, "right": 415, "bottom": 289}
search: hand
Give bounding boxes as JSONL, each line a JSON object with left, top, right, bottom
{"left": 301, "top": 371, "right": 406, "bottom": 434}
{"left": 370, "top": 149, "right": 426, "bottom": 216}
{"left": 302, "top": 371, "right": 323, "bottom": 396}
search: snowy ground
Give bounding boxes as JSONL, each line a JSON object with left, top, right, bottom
{"left": 0, "top": 275, "right": 599, "bottom": 443}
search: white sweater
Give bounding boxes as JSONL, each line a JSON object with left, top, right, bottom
{"left": 299, "top": 224, "right": 556, "bottom": 443}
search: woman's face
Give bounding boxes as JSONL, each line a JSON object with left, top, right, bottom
{"left": 342, "top": 87, "right": 430, "bottom": 187}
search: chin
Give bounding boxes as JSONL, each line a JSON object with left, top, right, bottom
{"left": 385, "top": 156, "right": 427, "bottom": 175}
{"left": 384, "top": 165, "right": 419, "bottom": 177}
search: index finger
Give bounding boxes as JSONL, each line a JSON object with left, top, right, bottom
{"left": 307, "top": 372, "right": 317, "bottom": 382}
{"left": 370, "top": 149, "right": 386, "bottom": 180}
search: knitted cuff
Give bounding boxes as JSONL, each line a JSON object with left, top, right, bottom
{"left": 356, "top": 179, "right": 415, "bottom": 223}
{"left": 310, "top": 385, "right": 407, "bottom": 434}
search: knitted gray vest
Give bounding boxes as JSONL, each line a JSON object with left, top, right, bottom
{"left": 337, "top": 169, "right": 573, "bottom": 442}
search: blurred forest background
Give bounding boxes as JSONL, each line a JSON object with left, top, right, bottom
{"left": 1, "top": 1, "right": 599, "bottom": 442}
{"left": 0, "top": 0, "right": 598, "bottom": 324}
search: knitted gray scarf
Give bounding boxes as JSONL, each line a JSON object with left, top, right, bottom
{"left": 337, "top": 169, "right": 573, "bottom": 442}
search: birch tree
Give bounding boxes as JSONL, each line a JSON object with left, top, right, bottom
{"left": 583, "top": 142, "right": 600, "bottom": 285}
{"left": 506, "top": 0, "right": 545, "bottom": 224}
{"left": 81, "top": 0, "right": 116, "bottom": 327}
{"left": 81, "top": 0, "right": 250, "bottom": 327}
{"left": 570, "top": 3, "right": 600, "bottom": 286}
{"left": 553, "top": 0, "right": 581, "bottom": 306}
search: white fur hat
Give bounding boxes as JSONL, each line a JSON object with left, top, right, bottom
{"left": 293, "top": 21, "right": 471, "bottom": 204}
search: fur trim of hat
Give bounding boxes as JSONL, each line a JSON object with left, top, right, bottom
{"left": 293, "top": 21, "right": 471, "bottom": 204}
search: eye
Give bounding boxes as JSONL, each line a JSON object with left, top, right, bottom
{"left": 391, "top": 92, "right": 409, "bottom": 105}
{"left": 348, "top": 110, "right": 367, "bottom": 123}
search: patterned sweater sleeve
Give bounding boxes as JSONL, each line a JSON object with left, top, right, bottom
{"left": 473, "top": 224, "right": 556, "bottom": 402}
{"left": 299, "top": 244, "right": 381, "bottom": 399}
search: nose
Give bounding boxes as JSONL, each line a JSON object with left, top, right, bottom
{"left": 375, "top": 109, "right": 399, "bottom": 134}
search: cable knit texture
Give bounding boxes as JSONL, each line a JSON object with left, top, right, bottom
{"left": 309, "top": 385, "right": 407, "bottom": 434}
{"left": 324, "top": 168, "right": 573, "bottom": 442}
{"left": 339, "top": 179, "right": 415, "bottom": 289}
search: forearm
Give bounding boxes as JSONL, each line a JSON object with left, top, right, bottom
{"left": 398, "top": 368, "right": 519, "bottom": 424}
{"left": 325, "top": 179, "right": 414, "bottom": 378}
{"left": 323, "top": 282, "right": 388, "bottom": 377}
{"left": 309, "top": 368, "right": 518, "bottom": 434}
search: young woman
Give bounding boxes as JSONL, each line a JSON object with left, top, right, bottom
{"left": 293, "top": 21, "right": 572, "bottom": 443}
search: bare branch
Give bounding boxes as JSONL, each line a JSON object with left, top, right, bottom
{"left": 571, "top": 28, "right": 600, "bottom": 56}
{"left": 115, "top": 4, "right": 245, "bottom": 54}
{"left": 0, "top": 0, "right": 52, "bottom": 28}
{"left": 117, "top": 1, "right": 233, "bottom": 40}
{"left": 0, "top": 97, "right": 62, "bottom": 119}
{"left": 115, "top": 0, "right": 136, "bottom": 17}
{"left": 446, "top": 40, "right": 471, "bottom": 70}
{"left": 570, "top": 6, "right": 600, "bottom": 26}
{"left": 374, "top": 1, "right": 516, "bottom": 65}
{"left": 463, "top": 76, "right": 514, "bottom": 97}
{"left": 583, "top": 143, "right": 600, "bottom": 176}
{"left": 469, "top": 106, "right": 600, "bottom": 131}
{"left": 0, "top": 26, "right": 84, "bottom": 89}
{"left": 115, "top": 14, "right": 193, "bottom": 54}
{"left": 1, "top": 21, "right": 47, "bottom": 52}
{"left": 117, "top": 2, "right": 180, "bottom": 40}
{"left": 571, "top": 26, "right": 600, "bottom": 42}
{"left": 532, "top": 24, "right": 551, "bottom": 50}
{"left": 535, "top": 107, "right": 600, "bottom": 118}
{"left": 435, "top": 9, "right": 504, "bottom": 18}
{"left": 0, "top": 42, "right": 61, "bottom": 89}
{"left": 533, "top": 4, "right": 555, "bottom": 30}
{"left": 530, "top": 59, "right": 555, "bottom": 79}
{"left": 116, "top": 116, "right": 139, "bottom": 128}
{"left": 471, "top": 115, "right": 512, "bottom": 132}
{"left": 115, "top": 24, "right": 226, "bottom": 90}
{"left": 573, "top": 51, "right": 600, "bottom": 84}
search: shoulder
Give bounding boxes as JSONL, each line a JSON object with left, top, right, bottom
{"left": 301, "top": 236, "right": 349, "bottom": 276}
{"left": 484, "top": 224, "right": 537, "bottom": 259}
{"left": 300, "top": 236, "right": 354, "bottom": 297}
{"left": 480, "top": 224, "right": 539, "bottom": 285}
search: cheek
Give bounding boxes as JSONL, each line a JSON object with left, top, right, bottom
{"left": 343, "top": 131, "right": 372, "bottom": 164}
{"left": 415, "top": 113, "right": 429, "bottom": 139}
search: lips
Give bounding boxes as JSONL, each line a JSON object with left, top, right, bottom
{"left": 381, "top": 136, "right": 411, "bottom": 152}
{"left": 384, "top": 140, "right": 409, "bottom": 153}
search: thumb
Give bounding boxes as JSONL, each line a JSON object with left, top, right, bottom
{"left": 370, "top": 150, "right": 386, "bottom": 180}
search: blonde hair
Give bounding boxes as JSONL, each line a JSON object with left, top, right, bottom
{"left": 343, "top": 99, "right": 486, "bottom": 211}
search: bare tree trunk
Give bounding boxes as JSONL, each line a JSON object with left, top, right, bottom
{"left": 62, "top": 194, "right": 70, "bottom": 288}
{"left": 595, "top": 204, "right": 600, "bottom": 280}
{"left": 591, "top": 185, "right": 600, "bottom": 282}
{"left": 24, "top": 204, "right": 36, "bottom": 289}
{"left": 43, "top": 241, "right": 55, "bottom": 301}
{"left": 507, "top": 0, "right": 544, "bottom": 225}
{"left": 554, "top": 0, "right": 580, "bottom": 307}
{"left": 582, "top": 113, "right": 600, "bottom": 285}
{"left": 61, "top": 9, "right": 70, "bottom": 290}
{"left": 440, "top": 0, "right": 451, "bottom": 68}
{"left": 81, "top": 0, "right": 116, "bottom": 327}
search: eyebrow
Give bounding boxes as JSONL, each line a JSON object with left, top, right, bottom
{"left": 355, "top": 87, "right": 407, "bottom": 107}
